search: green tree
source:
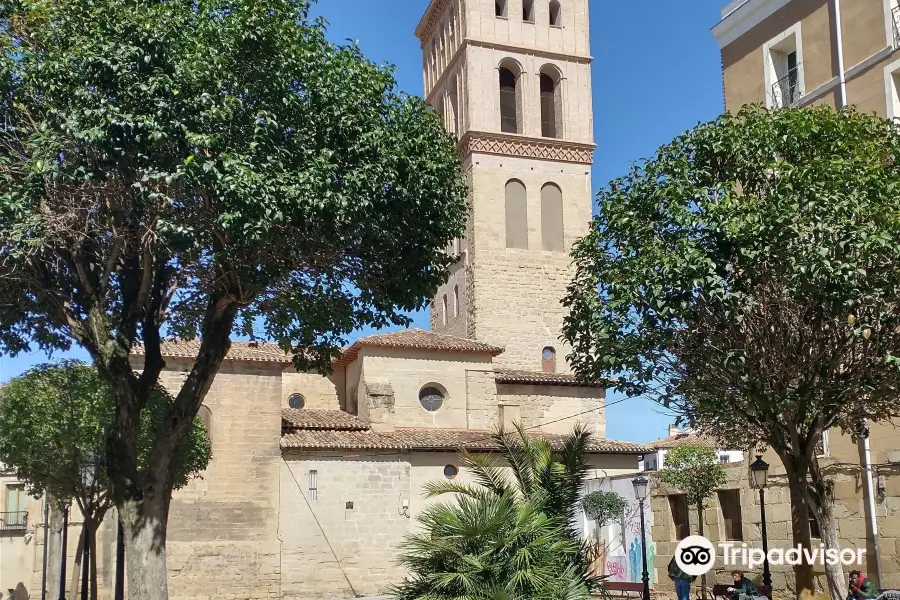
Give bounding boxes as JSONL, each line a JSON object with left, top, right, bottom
{"left": 561, "top": 106, "right": 900, "bottom": 596}
{"left": 393, "top": 424, "right": 600, "bottom": 600}
{"left": 659, "top": 444, "right": 726, "bottom": 600}
{"left": 0, "top": 0, "right": 466, "bottom": 597}
{"left": 581, "top": 490, "right": 627, "bottom": 529}
{"left": 0, "top": 361, "right": 211, "bottom": 600}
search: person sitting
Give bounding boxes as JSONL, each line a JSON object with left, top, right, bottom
{"left": 727, "top": 569, "right": 757, "bottom": 600}
{"left": 847, "top": 570, "right": 877, "bottom": 600}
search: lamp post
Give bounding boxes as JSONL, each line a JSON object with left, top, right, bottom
{"left": 58, "top": 500, "right": 70, "bottom": 600}
{"left": 79, "top": 455, "right": 98, "bottom": 600}
{"left": 749, "top": 456, "right": 772, "bottom": 588}
{"left": 632, "top": 476, "right": 651, "bottom": 600}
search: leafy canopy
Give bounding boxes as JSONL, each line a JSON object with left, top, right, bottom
{"left": 393, "top": 424, "right": 600, "bottom": 600}
{"left": 0, "top": 362, "right": 211, "bottom": 514}
{"left": 562, "top": 106, "right": 900, "bottom": 453}
{"left": 658, "top": 444, "right": 726, "bottom": 508}
{"left": 581, "top": 490, "right": 626, "bottom": 528}
{"left": 0, "top": 0, "right": 467, "bottom": 373}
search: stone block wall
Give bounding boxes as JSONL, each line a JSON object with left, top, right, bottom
{"left": 158, "top": 359, "right": 283, "bottom": 600}
{"left": 496, "top": 382, "right": 604, "bottom": 436}
{"left": 280, "top": 453, "right": 411, "bottom": 600}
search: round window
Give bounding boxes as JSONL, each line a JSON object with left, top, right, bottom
{"left": 542, "top": 347, "right": 555, "bottom": 361}
{"left": 419, "top": 386, "right": 444, "bottom": 412}
{"left": 288, "top": 393, "right": 306, "bottom": 410}
{"left": 443, "top": 464, "right": 459, "bottom": 479}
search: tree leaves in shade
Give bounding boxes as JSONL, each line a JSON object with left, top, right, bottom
{"left": 392, "top": 424, "right": 599, "bottom": 600}
{"left": 0, "top": 0, "right": 466, "bottom": 597}
{"left": 562, "top": 105, "right": 900, "bottom": 596}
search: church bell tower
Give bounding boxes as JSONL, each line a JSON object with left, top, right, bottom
{"left": 417, "top": 0, "right": 596, "bottom": 373}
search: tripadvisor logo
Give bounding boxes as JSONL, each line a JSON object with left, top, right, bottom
{"left": 674, "top": 536, "right": 867, "bottom": 576}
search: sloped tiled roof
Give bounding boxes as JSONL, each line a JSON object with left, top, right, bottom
{"left": 131, "top": 340, "right": 292, "bottom": 363}
{"left": 281, "top": 409, "right": 368, "bottom": 431}
{"left": 281, "top": 422, "right": 651, "bottom": 454}
{"left": 650, "top": 432, "right": 719, "bottom": 450}
{"left": 334, "top": 328, "right": 504, "bottom": 366}
{"left": 494, "top": 369, "right": 604, "bottom": 388}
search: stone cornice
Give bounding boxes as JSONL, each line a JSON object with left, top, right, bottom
{"left": 416, "top": 0, "right": 452, "bottom": 43}
{"left": 459, "top": 131, "right": 595, "bottom": 165}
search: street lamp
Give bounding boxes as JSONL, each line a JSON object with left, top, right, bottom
{"left": 749, "top": 456, "right": 772, "bottom": 587}
{"left": 632, "top": 476, "right": 651, "bottom": 600}
{"left": 58, "top": 499, "right": 70, "bottom": 600}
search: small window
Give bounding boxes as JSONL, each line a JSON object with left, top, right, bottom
{"left": 523, "top": 0, "right": 534, "bottom": 22}
{"left": 540, "top": 74, "right": 557, "bottom": 138}
{"left": 495, "top": 0, "right": 507, "bottom": 18}
{"left": 718, "top": 489, "right": 744, "bottom": 541}
{"left": 541, "top": 347, "right": 556, "bottom": 373}
{"left": 549, "top": 1, "right": 562, "bottom": 26}
{"left": 308, "top": 470, "right": 318, "bottom": 501}
{"left": 288, "top": 393, "right": 306, "bottom": 410}
{"left": 5, "top": 485, "right": 26, "bottom": 528}
{"left": 197, "top": 405, "right": 213, "bottom": 444}
{"left": 815, "top": 430, "right": 829, "bottom": 457}
{"left": 419, "top": 385, "right": 445, "bottom": 412}
{"left": 669, "top": 495, "right": 690, "bottom": 541}
{"left": 453, "top": 285, "right": 460, "bottom": 318}
{"left": 720, "top": 454, "right": 730, "bottom": 463}
{"left": 442, "top": 294, "right": 448, "bottom": 326}
{"left": 809, "top": 516, "right": 821, "bottom": 539}
{"left": 444, "top": 464, "right": 459, "bottom": 479}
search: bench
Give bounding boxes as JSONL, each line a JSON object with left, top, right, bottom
{"left": 600, "top": 582, "right": 645, "bottom": 598}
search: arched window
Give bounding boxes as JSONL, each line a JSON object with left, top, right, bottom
{"left": 442, "top": 294, "right": 448, "bottom": 326}
{"left": 523, "top": 0, "right": 534, "bottom": 22}
{"left": 453, "top": 285, "right": 460, "bottom": 317}
{"left": 540, "top": 66, "right": 563, "bottom": 138}
{"left": 495, "top": 0, "right": 507, "bottom": 18}
{"left": 549, "top": 0, "right": 562, "bottom": 26}
{"left": 287, "top": 393, "right": 305, "bottom": 410}
{"left": 419, "top": 385, "right": 445, "bottom": 412}
{"left": 541, "top": 183, "right": 564, "bottom": 251}
{"left": 197, "top": 405, "right": 213, "bottom": 444}
{"left": 542, "top": 347, "right": 557, "bottom": 373}
{"left": 505, "top": 179, "right": 528, "bottom": 249}
{"left": 499, "top": 67, "right": 518, "bottom": 133}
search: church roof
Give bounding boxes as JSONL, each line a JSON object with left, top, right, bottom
{"left": 281, "top": 413, "right": 651, "bottom": 454}
{"left": 282, "top": 409, "right": 368, "bottom": 431}
{"left": 334, "top": 328, "right": 504, "bottom": 366}
{"left": 132, "top": 340, "right": 293, "bottom": 363}
{"left": 494, "top": 369, "right": 604, "bottom": 388}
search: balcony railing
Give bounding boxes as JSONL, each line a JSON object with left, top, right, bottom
{"left": 0, "top": 511, "right": 28, "bottom": 532}
{"left": 771, "top": 67, "right": 801, "bottom": 108}
{"left": 893, "top": 5, "right": 900, "bottom": 47}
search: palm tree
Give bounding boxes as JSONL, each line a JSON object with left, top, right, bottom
{"left": 392, "top": 423, "right": 600, "bottom": 600}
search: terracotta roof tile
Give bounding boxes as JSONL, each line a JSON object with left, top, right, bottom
{"left": 281, "top": 426, "right": 650, "bottom": 454}
{"left": 334, "top": 328, "right": 504, "bottom": 366}
{"left": 132, "top": 340, "right": 292, "bottom": 363}
{"left": 281, "top": 409, "right": 368, "bottom": 431}
{"left": 494, "top": 369, "right": 604, "bottom": 387}
{"left": 650, "top": 432, "right": 719, "bottom": 449}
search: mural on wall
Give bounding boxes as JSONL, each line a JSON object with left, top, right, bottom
{"left": 587, "top": 478, "right": 657, "bottom": 586}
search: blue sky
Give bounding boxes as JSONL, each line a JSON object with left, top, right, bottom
{"left": 0, "top": 0, "right": 727, "bottom": 443}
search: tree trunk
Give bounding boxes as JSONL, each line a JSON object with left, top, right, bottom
{"left": 120, "top": 495, "right": 169, "bottom": 600}
{"left": 782, "top": 457, "right": 816, "bottom": 596}
{"left": 698, "top": 502, "right": 707, "bottom": 600}
{"left": 70, "top": 526, "right": 84, "bottom": 600}
{"left": 807, "top": 462, "right": 845, "bottom": 600}
{"left": 46, "top": 497, "right": 63, "bottom": 600}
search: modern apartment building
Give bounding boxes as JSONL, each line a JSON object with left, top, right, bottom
{"left": 714, "top": 0, "right": 900, "bottom": 114}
